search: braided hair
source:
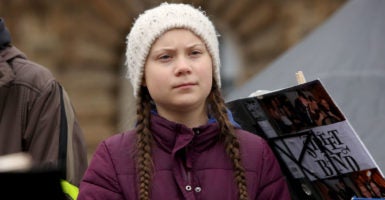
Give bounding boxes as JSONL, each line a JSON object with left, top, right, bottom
{"left": 135, "top": 87, "right": 154, "bottom": 200}
{"left": 134, "top": 83, "right": 249, "bottom": 200}
{"left": 208, "top": 82, "right": 249, "bottom": 200}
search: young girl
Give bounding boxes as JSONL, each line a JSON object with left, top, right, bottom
{"left": 78, "top": 3, "right": 290, "bottom": 200}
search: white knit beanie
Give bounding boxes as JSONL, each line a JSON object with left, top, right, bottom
{"left": 125, "top": 2, "right": 221, "bottom": 98}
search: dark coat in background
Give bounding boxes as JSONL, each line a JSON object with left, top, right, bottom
{"left": 0, "top": 20, "right": 88, "bottom": 186}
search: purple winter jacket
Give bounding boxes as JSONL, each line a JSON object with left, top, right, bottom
{"left": 78, "top": 114, "right": 290, "bottom": 200}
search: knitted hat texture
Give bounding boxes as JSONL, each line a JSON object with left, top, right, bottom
{"left": 125, "top": 3, "right": 221, "bottom": 98}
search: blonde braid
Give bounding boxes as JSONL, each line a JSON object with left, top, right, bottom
{"left": 135, "top": 87, "right": 153, "bottom": 200}
{"left": 209, "top": 84, "right": 249, "bottom": 200}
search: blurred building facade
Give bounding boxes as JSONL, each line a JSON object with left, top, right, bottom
{"left": 0, "top": 0, "right": 346, "bottom": 159}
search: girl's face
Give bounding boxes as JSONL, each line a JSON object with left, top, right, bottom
{"left": 144, "top": 29, "right": 213, "bottom": 115}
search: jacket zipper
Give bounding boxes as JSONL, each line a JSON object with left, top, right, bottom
{"left": 184, "top": 140, "right": 193, "bottom": 192}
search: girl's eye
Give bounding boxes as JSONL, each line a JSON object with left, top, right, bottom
{"left": 158, "top": 54, "right": 171, "bottom": 61}
{"left": 191, "top": 50, "right": 202, "bottom": 56}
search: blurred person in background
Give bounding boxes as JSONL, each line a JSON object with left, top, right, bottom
{"left": 0, "top": 17, "right": 87, "bottom": 197}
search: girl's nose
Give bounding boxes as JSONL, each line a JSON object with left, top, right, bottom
{"left": 174, "top": 57, "right": 192, "bottom": 76}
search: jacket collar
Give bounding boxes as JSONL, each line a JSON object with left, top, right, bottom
{"left": 0, "top": 46, "right": 26, "bottom": 87}
{"left": 150, "top": 113, "right": 220, "bottom": 156}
